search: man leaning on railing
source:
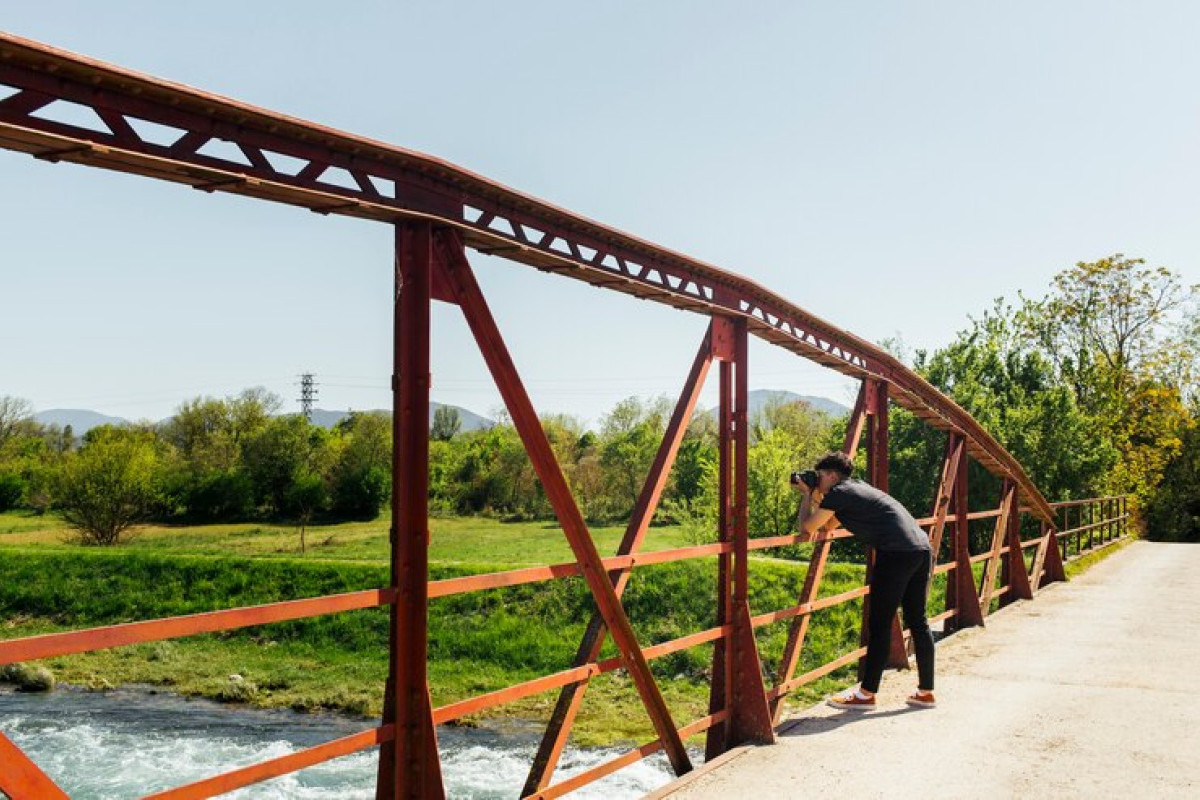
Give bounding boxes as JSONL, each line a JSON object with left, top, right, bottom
{"left": 794, "top": 451, "right": 937, "bottom": 710}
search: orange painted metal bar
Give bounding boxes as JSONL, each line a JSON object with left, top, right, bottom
{"left": 434, "top": 627, "right": 736, "bottom": 728}
{"left": 528, "top": 713, "right": 726, "bottom": 800}
{"left": 747, "top": 530, "right": 853, "bottom": 550}
{"left": 142, "top": 726, "right": 392, "bottom": 800}
{"left": 631, "top": 542, "right": 730, "bottom": 565}
{"left": 752, "top": 586, "right": 873, "bottom": 629}
{"left": 0, "top": 730, "right": 70, "bottom": 800}
{"left": 0, "top": 589, "right": 392, "bottom": 666}
{"left": 428, "top": 564, "right": 584, "bottom": 598}
{"left": 595, "top": 626, "right": 732, "bottom": 673}
{"left": 768, "top": 647, "right": 870, "bottom": 699}
{"left": 433, "top": 666, "right": 597, "bottom": 725}
{"left": 1055, "top": 516, "right": 1129, "bottom": 538}
{"left": 438, "top": 233, "right": 691, "bottom": 777}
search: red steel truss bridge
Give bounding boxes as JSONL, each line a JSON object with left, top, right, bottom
{"left": 0, "top": 33, "right": 1131, "bottom": 800}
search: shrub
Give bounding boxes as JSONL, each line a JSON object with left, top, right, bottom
{"left": 0, "top": 663, "right": 55, "bottom": 692}
{"left": 0, "top": 472, "right": 25, "bottom": 512}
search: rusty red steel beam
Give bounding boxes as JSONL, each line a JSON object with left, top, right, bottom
{"left": 0, "top": 589, "right": 392, "bottom": 666}
{"left": 142, "top": 727, "right": 393, "bottom": 800}
{"left": 927, "top": 433, "right": 966, "bottom": 557}
{"left": 524, "top": 323, "right": 716, "bottom": 794}
{"left": 377, "top": 221, "right": 443, "bottom": 800}
{"left": 434, "top": 229, "right": 692, "bottom": 776}
{"left": 706, "top": 346, "right": 737, "bottom": 759}
{"left": 1000, "top": 484, "right": 1034, "bottom": 607}
{"left": 724, "top": 319, "right": 776, "bottom": 748}
{"left": 978, "top": 483, "right": 1017, "bottom": 613}
{"left": 0, "top": 731, "right": 69, "bottom": 800}
{"left": 0, "top": 32, "right": 1055, "bottom": 526}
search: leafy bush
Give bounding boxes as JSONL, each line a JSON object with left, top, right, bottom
{"left": 56, "top": 428, "right": 160, "bottom": 545}
{"left": 0, "top": 472, "right": 25, "bottom": 512}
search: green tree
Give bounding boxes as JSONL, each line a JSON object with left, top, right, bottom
{"left": 598, "top": 397, "right": 669, "bottom": 520}
{"left": 286, "top": 470, "right": 330, "bottom": 553}
{"left": 1145, "top": 399, "right": 1200, "bottom": 542}
{"left": 331, "top": 412, "right": 392, "bottom": 520}
{"left": 430, "top": 405, "right": 462, "bottom": 441}
{"left": 241, "top": 415, "right": 333, "bottom": 516}
{"left": 56, "top": 427, "right": 161, "bottom": 545}
{"left": 0, "top": 396, "right": 34, "bottom": 447}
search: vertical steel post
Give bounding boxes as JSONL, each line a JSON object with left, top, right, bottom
{"left": 726, "top": 319, "right": 775, "bottom": 746}
{"left": 377, "top": 221, "right": 444, "bottom": 800}
{"left": 705, "top": 348, "right": 735, "bottom": 760}
{"left": 858, "top": 379, "right": 907, "bottom": 674}
{"left": 947, "top": 439, "right": 983, "bottom": 629}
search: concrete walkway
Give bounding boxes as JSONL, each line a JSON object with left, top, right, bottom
{"left": 656, "top": 541, "right": 1200, "bottom": 799}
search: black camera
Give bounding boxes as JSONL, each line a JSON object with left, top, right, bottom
{"left": 790, "top": 470, "right": 819, "bottom": 489}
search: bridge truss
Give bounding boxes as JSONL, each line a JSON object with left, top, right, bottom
{"left": 0, "top": 32, "right": 1129, "bottom": 800}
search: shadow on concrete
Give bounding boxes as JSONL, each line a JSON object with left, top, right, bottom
{"left": 779, "top": 707, "right": 922, "bottom": 736}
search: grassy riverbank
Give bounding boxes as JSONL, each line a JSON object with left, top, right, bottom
{"left": 0, "top": 512, "right": 883, "bottom": 745}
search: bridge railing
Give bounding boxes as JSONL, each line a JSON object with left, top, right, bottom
{"left": 0, "top": 31, "right": 1130, "bottom": 800}
{"left": 0, "top": 497, "right": 1128, "bottom": 800}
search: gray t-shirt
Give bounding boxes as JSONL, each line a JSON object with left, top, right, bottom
{"left": 819, "top": 479, "right": 930, "bottom": 552}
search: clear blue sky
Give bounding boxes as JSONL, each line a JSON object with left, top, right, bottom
{"left": 2, "top": 2, "right": 1197, "bottom": 426}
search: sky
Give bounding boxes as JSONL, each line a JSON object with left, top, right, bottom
{"left": 2, "top": 2, "right": 1198, "bottom": 427}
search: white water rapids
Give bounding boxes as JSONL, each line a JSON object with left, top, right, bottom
{"left": 0, "top": 687, "right": 679, "bottom": 799}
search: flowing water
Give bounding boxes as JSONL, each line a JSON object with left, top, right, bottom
{"left": 0, "top": 687, "right": 678, "bottom": 799}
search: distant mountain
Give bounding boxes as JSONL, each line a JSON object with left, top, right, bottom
{"left": 32, "top": 404, "right": 494, "bottom": 436}
{"left": 34, "top": 409, "right": 129, "bottom": 435}
{"left": 306, "top": 403, "right": 494, "bottom": 432}
{"left": 707, "top": 390, "right": 850, "bottom": 419}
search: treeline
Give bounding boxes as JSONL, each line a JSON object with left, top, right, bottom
{"left": 0, "top": 391, "right": 839, "bottom": 546}
{"left": 885, "top": 254, "right": 1198, "bottom": 542}
{"left": 1, "top": 254, "right": 1195, "bottom": 545}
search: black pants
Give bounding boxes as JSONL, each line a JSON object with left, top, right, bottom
{"left": 861, "top": 548, "right": 935, "bottom": 693}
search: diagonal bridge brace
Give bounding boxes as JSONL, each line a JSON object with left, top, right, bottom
{"left": 522, "top": 322, "right": 718, "bottom": 794}
{"left": 432, "top": 228, "right": 693, "bottom": 778}
{"left": 0, "top": 730, "right": 70, "bottom": 800}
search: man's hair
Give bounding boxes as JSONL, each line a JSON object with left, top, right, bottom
{"left": 814, "top": 451, "right": 854, "bottom": 477}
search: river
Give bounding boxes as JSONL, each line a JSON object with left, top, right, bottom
{"left": 0, "top": 687, "right": 678, "bottom": 799}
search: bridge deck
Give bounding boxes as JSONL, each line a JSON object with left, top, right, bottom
{"left": 654, "top": 541, "right": 1199, "bottom": 799}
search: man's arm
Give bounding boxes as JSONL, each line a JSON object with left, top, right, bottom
{"left": 797, "top": 490, "right": 837, "bottom": 541}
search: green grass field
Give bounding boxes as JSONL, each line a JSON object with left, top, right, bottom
{"left": 0, "top": 510, "right": 1121, "bottom": 746}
